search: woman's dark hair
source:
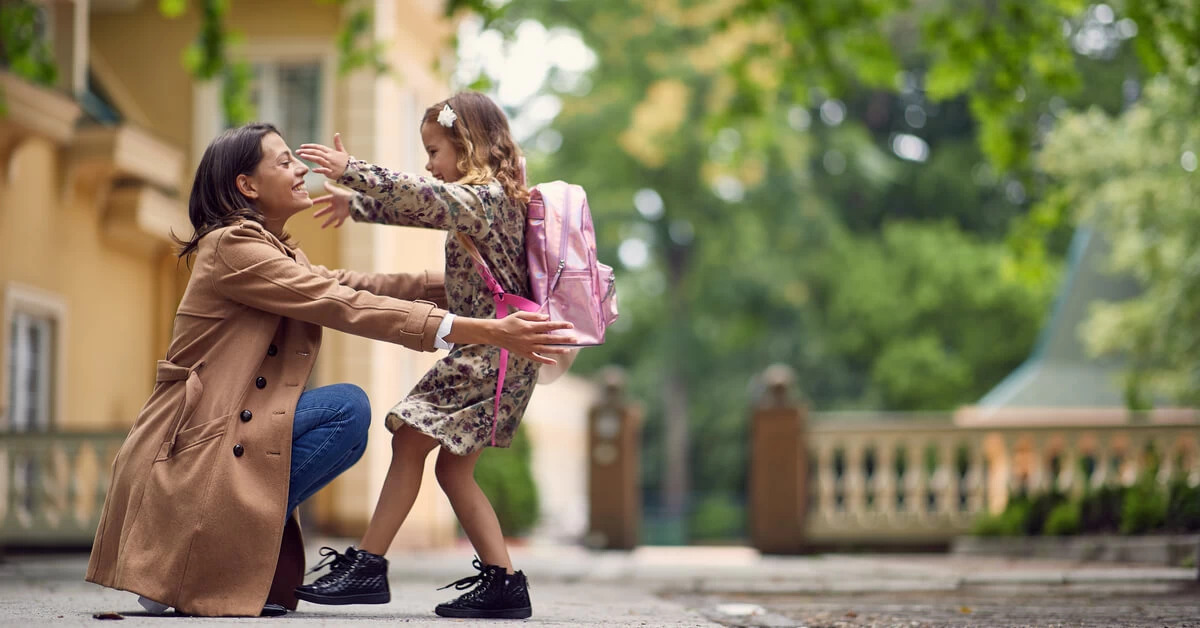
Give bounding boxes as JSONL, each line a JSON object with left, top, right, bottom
{"left": 174, "top": 122, "right": 285, "bottom": 258}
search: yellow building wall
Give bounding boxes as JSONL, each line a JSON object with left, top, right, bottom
{"left": 0, "top": 137, "right": 167, "bottom": 431}
{"left": 89, "top": 1, "right": 342, "bottom": 159}
{"left": 6, "top": 2, "right": 589, "bottom": 548}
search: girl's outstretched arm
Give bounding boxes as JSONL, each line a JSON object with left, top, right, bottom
{"left": 343, "top": 160, "right": 497, "bottom": 236}
{"left": 299, "top": 135, "right": 496, "bottom": 237}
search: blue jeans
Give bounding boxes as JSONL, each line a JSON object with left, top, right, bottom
{"left": 287, "top": 383, "right": 371, "bottom": 517}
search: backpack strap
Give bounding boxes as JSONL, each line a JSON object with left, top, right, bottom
{"left": 455, "top": 233, "right": 539, "bottom": 446}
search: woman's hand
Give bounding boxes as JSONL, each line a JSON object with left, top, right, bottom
{"left": 311, "top": 181, "right": 353, "bottom": 228}
{"left": 297, "top": 133, "right": 351, "bottom": 180}
{"left": 448, "top": 312, "right": 576, "bottom": 365}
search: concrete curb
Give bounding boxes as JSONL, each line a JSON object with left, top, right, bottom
{"left": 952, "top": 533, "right": 1200, "bottom": 567}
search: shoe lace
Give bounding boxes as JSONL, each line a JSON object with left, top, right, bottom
{"left": 437, "top": 557, "right": 492, "bottom": 599}
{"left": 306, "top": 546, "right": 351, "bottom": 577}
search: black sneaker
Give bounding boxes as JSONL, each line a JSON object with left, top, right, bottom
{"left": 504, "top": 570, "right": 533, "bottom": 615}
{"left": 294, "top": 546, "right": 390, "bottom": 605}
{"left": 434, "top": 557, "right": 533, "bottom": 619}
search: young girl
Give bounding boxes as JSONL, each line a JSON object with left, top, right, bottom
{"left": 293, "top": 92, "right": 569, "bottom": 619}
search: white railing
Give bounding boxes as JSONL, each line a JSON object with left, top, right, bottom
{"left": 804, "top": 412, "right": 1200, "bottom": 543}
{"left": 0, "top": 432, "right": 126, "bottom": 546}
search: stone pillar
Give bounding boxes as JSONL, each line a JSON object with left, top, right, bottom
{"left": 586, "top": 367, "right": 642, "bottom": 550}
{"left": 749, "top": 364, "right": 808, "bottom": 554}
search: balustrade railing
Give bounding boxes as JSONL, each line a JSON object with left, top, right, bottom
{"left": 804, "top": 412, "right": 1200, "bottom": 543}
{"left": 1, "top": 431, "right": 126, "bottom": 546}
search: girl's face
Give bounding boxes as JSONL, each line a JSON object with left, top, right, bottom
{"left": 421, "top": 122, "right": 462, "bottom": 182}
{"left": 237, "top": 132, "right": 311, "bottom": 229}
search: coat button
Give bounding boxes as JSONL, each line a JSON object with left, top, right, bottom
{"left": 256, "top": 376, "right": 266, "bottom": 389}
{"left": 233, "top": 444, "right": 244, "bottom": 457}
{"left": 267, "top": 344, "right": 278, "bottom": 356}
{"left": 240, "top": 410, "right": 252, "bottom": 422}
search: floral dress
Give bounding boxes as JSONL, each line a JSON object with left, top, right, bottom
{"left": 341, "top": 159, "right": 536, "bottom": 455}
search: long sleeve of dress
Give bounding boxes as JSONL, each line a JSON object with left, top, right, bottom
{"left": 340, "top": 158, "right": 496, "bottom": 237}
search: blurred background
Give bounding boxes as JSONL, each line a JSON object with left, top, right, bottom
{"left": 0, "top": 0, "right": 1197, "bottom": 559}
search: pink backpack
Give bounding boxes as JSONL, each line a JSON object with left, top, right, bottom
{"left": 459, "top": 180, "right": 619, "bottom": 445}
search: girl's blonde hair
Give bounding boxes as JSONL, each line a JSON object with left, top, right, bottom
{"left": 422, "top": 91, "right": 529, "bottom": 204}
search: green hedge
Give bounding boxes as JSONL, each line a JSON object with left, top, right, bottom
{"left": 971, "top": 479, "right": 1200, "bottom": 537}
{"left": 474, "top": 428, "right": 540, "bottom": 538}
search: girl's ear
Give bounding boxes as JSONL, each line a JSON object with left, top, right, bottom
{"left": 236, "top": 173, "right": 259, "bottom": 199}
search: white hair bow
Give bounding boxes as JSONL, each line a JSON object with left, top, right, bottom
{"left": 437, "top": 104, "right": 457, "bottom": 128}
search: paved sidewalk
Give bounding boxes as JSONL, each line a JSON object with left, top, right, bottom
{"left": 1, "top": 541, "right": 1197, "bottom": 627}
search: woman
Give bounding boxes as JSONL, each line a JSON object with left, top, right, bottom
{"left": 84, "top": 123, "right": 573, "bottom": 617}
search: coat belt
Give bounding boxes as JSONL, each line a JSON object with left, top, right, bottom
{"left": 155, "top": 359, "right": 205, "bottom": 461}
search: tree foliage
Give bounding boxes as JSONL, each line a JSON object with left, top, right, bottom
{"left": 467, "top": 0, "right": 1068, "bottom": 536}
{"left": 485, "top": 0, "right": 1192, "bottom": 172}
{"left": 0, "top": 0, "right": 57, "bottom": 86}
{"left": 1040, "top": 79, "right": 1200, "bottom": 405}
{"left": 0, "top": 0, "right": 58, "bottom": 115}
{"left": 822, "top": 222, "right": 1049, "bottom": 410}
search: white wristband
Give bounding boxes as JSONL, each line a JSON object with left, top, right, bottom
{"left": 434, "top": 313, "right": 456, "bottom": 351}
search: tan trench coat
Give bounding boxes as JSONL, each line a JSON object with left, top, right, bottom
{"left": 86, "top": 220, "right": 449, "bottom": 616}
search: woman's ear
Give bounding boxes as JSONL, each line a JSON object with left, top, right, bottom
{"left": 236, "top": 173, "right": 259, "bottom": 199}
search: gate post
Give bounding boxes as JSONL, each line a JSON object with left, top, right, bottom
{"left": 749, "top": 364, "right": 808, "bottom": 553}
{"left": 586, "top": 367, "right": 642, "bottom": 550}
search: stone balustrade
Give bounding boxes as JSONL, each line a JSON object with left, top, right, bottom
{"left": 748, "top": 364, "right": 1200, "bottom": 550}
{"left": 803, "top": 412, "right": 1200, "bottom": 544}
{"left": 0, "top": 432, "right": 126, "bottom": 547}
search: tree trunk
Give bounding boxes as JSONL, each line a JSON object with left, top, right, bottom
{"left": 661, "top": 243, "right": 690, "bottom": 521}
{"left": 662, "top": 369, "right": 690, "bottom": 518}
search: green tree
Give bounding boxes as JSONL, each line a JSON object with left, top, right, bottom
{"left": 0, "top": 0, "right": 57, "bottom": 86}
{"left": 479, "top": 0, "right": 1060, "bottom": 538}
{"left": 1038, "top": 79, "right": 1200, "bottom": 405}
{"left": 819, "top": 222, "right": 1053, "bottom": 409}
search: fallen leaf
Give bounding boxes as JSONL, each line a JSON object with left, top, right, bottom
{"left": 92, "top": 612, "right": 124, "bottom": 620}
{"left": 845, "top": 611, "right": 858, "bottom": 618}
{"left": 959, "top": 606, "right": 973, "bottom": 614}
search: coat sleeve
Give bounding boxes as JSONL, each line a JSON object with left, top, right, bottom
{"left": 340, "top": 159, "right": 496, "bottom": 237}
{"left": 208, "top": 225, "right": 447, "bottom": 352}
{"left": 309, "top": 265, "right": 448, "bottom": 309}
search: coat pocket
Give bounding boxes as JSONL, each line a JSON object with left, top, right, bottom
{"left": 172, "top": 414, "right": 229, "bottom": 455}
{"left": 121, "top": 418, "right": 228, "bottom": 594}
{"left": 153, "top": 360, "right": 206, "bottom": 462}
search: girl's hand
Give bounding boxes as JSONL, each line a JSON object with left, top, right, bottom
{"left": 448, "top": 312, "right": 577, "bottom": 365}
{"left": 311, "top": 181, "right": 353, "bottom": 228}
{"left": 297, "top": 133, "right": 350, "bottom": 180}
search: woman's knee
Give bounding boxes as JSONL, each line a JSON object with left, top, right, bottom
{"left": 331, "top": 383, "right": 371, "bottom": 444}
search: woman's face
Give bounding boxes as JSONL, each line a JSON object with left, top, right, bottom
{"left": 421, "top": 122, "right": 461, "bottom": 182}
{"left": 237, "top": 132, "right": 311, "bottom": 227}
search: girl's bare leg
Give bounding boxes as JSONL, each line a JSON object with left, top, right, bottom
{"left": 435, "top": 447, "right": 514, "bottom": 573}
{"left": 358, "top": 425, "right": 440, "bottom": 555}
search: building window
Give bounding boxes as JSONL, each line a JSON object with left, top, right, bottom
{"left": 247, "top": 61, "right": 326, "bottom": 187}
{"left": 3, "top": 284, "right": 65, "bottom": 433}
{"left": 194, "top": 45, "right": 334, "bottom": 187}
{"left": 7, "top": 311, "right": 55, "bottom": 432}
{"left": 249, "top": 62, "right": 323, "bottom": 145}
